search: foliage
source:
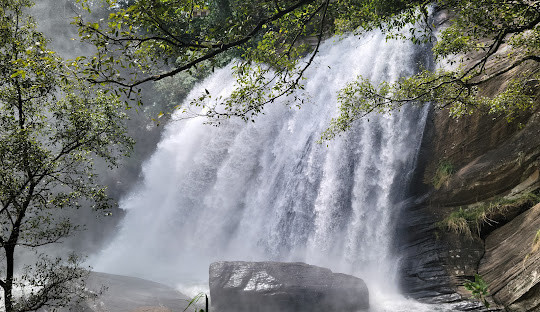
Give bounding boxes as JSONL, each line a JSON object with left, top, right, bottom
{"left": 73, "top": 0, "right": 434, "bottom": 120}
{"left": 0, "top": 0, "right": 132, "bottom": 311}
{"left": 152, "top": 52, "right": 233, "bottom": 120}
{"left": 432, "top": 160, "right": 455, "bottom": 190}
{"left": 464, "top": 274, "right": 490, "bottom": 308}
{"left": 73, "top": 0, "right": 539, "bottom": 132}
{"left": 440, "top": 192, "right": 540, "bottom": 238}
{"left": 323, "top": 0, "right": 539, "bottom": 139}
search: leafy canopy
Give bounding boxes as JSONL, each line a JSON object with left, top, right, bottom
{"left": 75, "top": 0, "right": 430, "bottom": 120}
{"left": 322, "top": 0, "right": 539, "bottom": 140}
{"left": 75, "top": 0, "right": 539, "bottom": 135}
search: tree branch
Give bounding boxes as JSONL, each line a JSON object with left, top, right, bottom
{"left": 89, "top": 0, "right": 319, "bottom": 89}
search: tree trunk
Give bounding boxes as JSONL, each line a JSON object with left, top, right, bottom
{"left": 4, "top": 245, "right": 15, "bottom": 312}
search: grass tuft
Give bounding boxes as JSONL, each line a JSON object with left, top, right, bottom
{"left": 432, "top": 160, "right": 455, "bottom": 190}
{"left": 439, "top": 192, "right": 540, "bottom": 237}
{"left": 532, "top": 229, "right": 540, "bottom": 254}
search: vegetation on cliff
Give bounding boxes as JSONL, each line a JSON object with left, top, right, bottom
{"left": 432, "top": 160, "right": 455, "bottom": 190}
{"left": 439, "top": 191, "right": 540, "bottom": 238}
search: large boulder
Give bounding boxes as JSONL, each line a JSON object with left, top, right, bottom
{"left": 209, "top": 261, "right": 369, "bottom": 312}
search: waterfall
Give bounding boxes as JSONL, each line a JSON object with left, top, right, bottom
{"left": 92, "top": 31, "right": 450, "bottom": 310}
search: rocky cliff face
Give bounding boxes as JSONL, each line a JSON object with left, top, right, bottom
{"left": 399, "top": 105, "right": 540, "bottom": 311}
{"left": 398, "top": 11, "right": 540, "bottom": 309}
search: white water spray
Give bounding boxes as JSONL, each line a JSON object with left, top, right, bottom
{"left": 92, "top": 32, "right": 458, "bottom": 311}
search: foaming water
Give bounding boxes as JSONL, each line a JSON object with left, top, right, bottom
{"left": 92, "top": 32, "right": 458, "bottom": 311}
{"left": 369, "top": 293, "right": 457, "bottom": 312}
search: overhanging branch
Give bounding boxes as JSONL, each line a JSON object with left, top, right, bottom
{"left": 89, "top": 0, "right": 319, "bottom": 90}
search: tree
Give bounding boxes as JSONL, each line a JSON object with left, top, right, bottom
{"left": 0, "top": 1, "right": 132, "bottom": 311}
{"left": 75, "top": 0, "right": 538, "bottom": 131}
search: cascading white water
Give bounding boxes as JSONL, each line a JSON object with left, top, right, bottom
{"left": 92, "top": 32, "right": 458, "bottom": 311}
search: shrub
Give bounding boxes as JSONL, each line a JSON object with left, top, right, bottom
{"left": 432, "top": 161, "right": 455, "bottom": 190}
{"left": 464, "top": 274, "right": 490, "bottom": 308}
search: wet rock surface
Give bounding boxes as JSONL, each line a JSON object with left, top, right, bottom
{"left": 479, "top": 203, "right": 540, "bottom": 311}
{"left": 396, "top": 201, "right": 490, "bottom": 310}
{"left": 209, "top": 261, "right": 369, "bottom": 312}
{"left": 396, "top": 203, "right": 459, "bottom": 303}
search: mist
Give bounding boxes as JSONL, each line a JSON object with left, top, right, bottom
{"left": 23, "top": 0, "right": 167, "bottom": 257}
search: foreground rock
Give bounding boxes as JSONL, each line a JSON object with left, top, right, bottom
{"left": 209, "top": 261, "right": 369, "bottom": 312}
{"left": 50, "top": 272, "right": 191, "bottom": 312}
